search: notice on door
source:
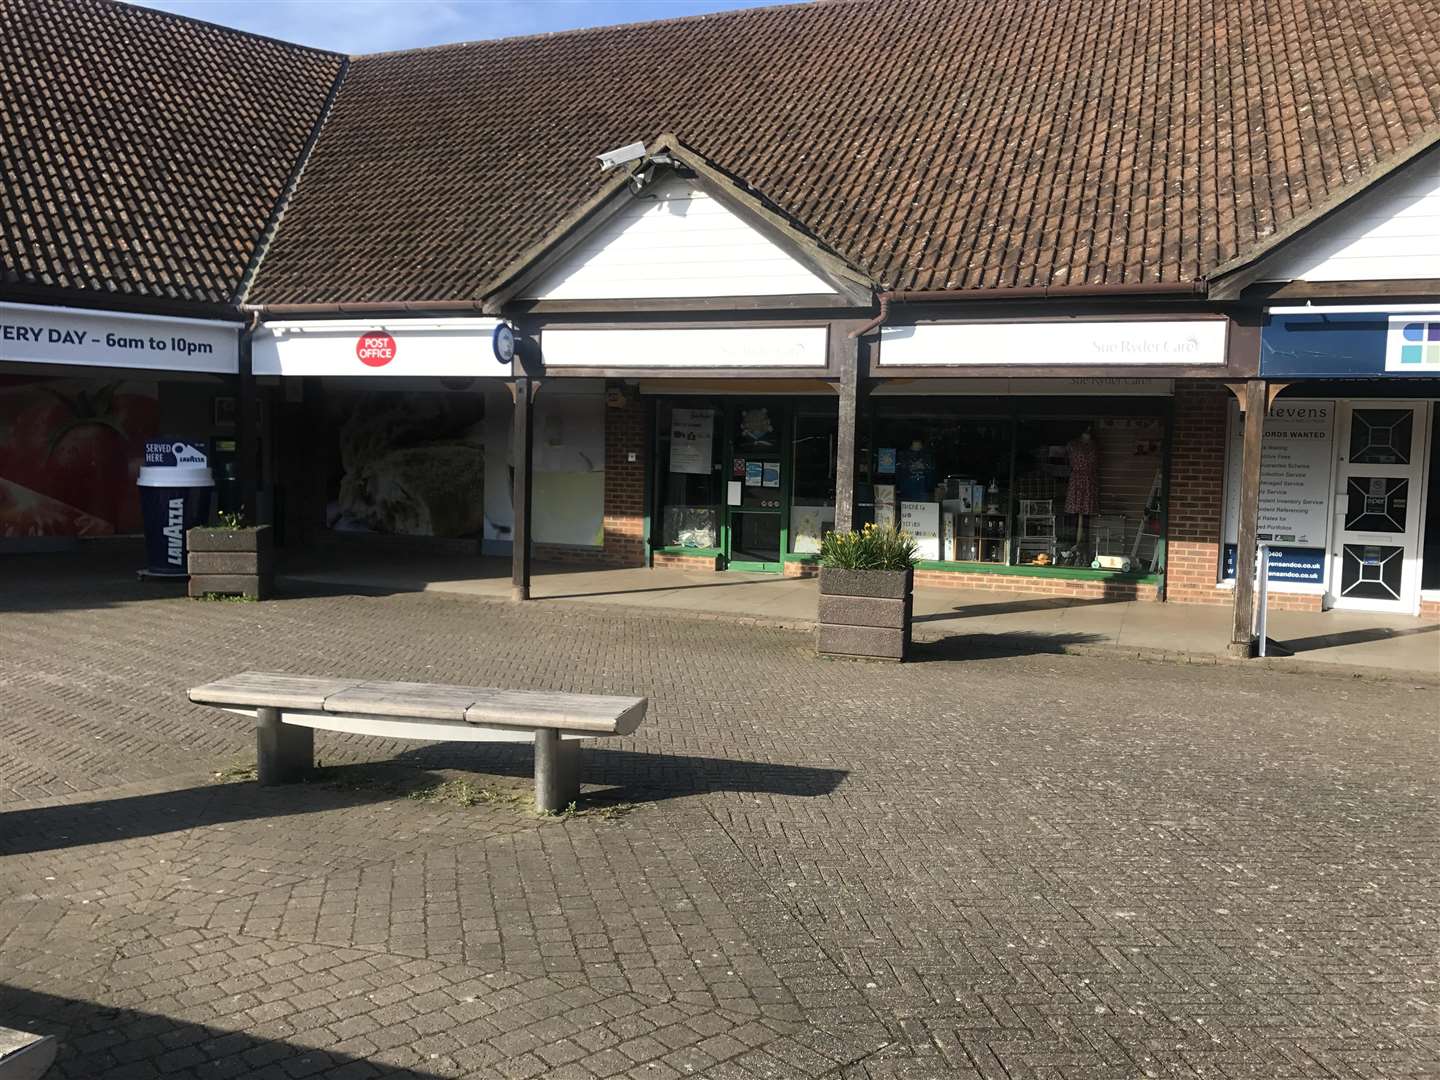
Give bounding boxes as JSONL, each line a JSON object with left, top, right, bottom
{"left": 669, "top": 408, "right": 713, "bottom": 475}
{"left": 1222, "top": 400, "right": 1334, "bottom": 584}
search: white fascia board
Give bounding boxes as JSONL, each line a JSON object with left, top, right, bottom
{"left": 542, "top": 326, "right": 829, "bottom": 369}
{"left": 877, "top": 319, "right": 1228, "bottom": 367}
{"left": 0, "top": 301, "right": 241, "bottom": 374}
{"left": 254, "top": 317, "right": 500, "bottom": 377}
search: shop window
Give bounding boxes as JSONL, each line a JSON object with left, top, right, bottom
{"left": 871, "top": 399, "right": 1011, "bottom": 562}
{"left": 655, "top": 400, "right": 721, "bottom": 550}
{"left": 1013, "top": 416, "right": 1165, "bottom": 570}
{"left": 869, "top": 398, "right": 1166, "bottom": 573}
{"left": 790, "top": 402, "right": 837, "bottom": 553}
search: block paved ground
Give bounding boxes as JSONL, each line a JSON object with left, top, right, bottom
{"left": 0, "top": 553, "right": 1437, "bottom": 1079}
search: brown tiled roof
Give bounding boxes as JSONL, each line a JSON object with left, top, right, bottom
{"left": 251, "top": 0, "right": 1440, "bottom": 304}
{"left": 0, "top": 0, "right": 343, "bottom": 306}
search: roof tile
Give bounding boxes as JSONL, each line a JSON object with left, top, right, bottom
{"left": 1, "top": 0, "right": 342, "bottom": 305}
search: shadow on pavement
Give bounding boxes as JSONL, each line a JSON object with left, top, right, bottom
{"left": 1279, "top": 620, "right": 1438, "bottom": 654}
{"left": 907, "top": 630, "right": 1107, "bottom": 661}
{"left": 911, "top": 595, "right": 1121, "bottom": 622}
{"left": 391, "top": 745, "right": 849, "bottom": 804}
{"left": 0, "top": 750, "right": 847, "bottom": 856}
{"left": 0, "top": 985, "right": 452, "bottom": 1079}
{"left": 0, "top": 768, "right": 447, "bottom": 856}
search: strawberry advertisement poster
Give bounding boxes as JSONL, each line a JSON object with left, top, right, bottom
{"left": 0, "top": 376, "right": 160, "bottom": 538}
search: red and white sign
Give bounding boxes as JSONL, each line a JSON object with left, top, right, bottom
{"left": 252, "top": 318, "right": 497, "bottom": 377}
{"left": 356, "top": 332, "right": 397, "bottom": 367}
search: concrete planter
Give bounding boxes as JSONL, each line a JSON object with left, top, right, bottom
{"left": 187, "top": 525, "right": 273, "bottom": 599}
{"left": 816, "top": 566, "right": 913, "bottom": 661}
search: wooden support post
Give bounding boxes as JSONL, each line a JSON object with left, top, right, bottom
{"left": 533, "top": 729, "right": 579, "bottom": 813}
{"left": 237, "top": 321, "right": 260, "bottom": 522}
{"left": 833, "top": 329, "right": 860, "bottom": 535}
{"left": 255, "top": 707, "right": 313, "bottom": 785}
{"left": 1229, "top": 378, "right": 1267, "bottom": 658}
{"left": 511, "top": 375, "right": 538, "bottom": 601}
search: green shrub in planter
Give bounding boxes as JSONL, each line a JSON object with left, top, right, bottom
{"left": 816, "top": 524, "right": 916, "bottom": 661}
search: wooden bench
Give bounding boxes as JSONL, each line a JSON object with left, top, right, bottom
{"left": 0, "top": 1026, "right": 55, "bottom": 1080}
{"left": 188, "top": 672, "right": 647, "bottom": 812}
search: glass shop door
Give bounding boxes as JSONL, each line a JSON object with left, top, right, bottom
{"left": 1329, "top": 401, "right": 1430, "bottom": 613}
{"left": 723, "top": 400, "right": 788, "bottom": 572}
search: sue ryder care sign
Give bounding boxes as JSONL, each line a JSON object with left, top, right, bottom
{"left": 1223, "top": 400, "right": 1335, "bottom": 585}
{"left": 0, "top": 303, "right": 239, "bottom": 374}
{"left": 876, "top": 319, "right": 1228, "bottom": 367}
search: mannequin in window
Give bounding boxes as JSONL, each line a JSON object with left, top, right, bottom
{"left": 1066, "top": 429, "right": 1100, "bottom": 552}
{"left": 896, "top": 439, "right": 935, "bottom": 501}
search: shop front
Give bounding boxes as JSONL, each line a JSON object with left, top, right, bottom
{"left": 860, "top": 382, "right": 1170, "bottom": 596}
{"left": 1235, "top": 305, "right": 1440, "bottom": 618}
{"left": 252, "top": 317, "right": 507, "bottom": 556}
{"left": 650, "top": 391, "right": 839, "bottom": 573}
{"left": 0, "top": 302, "right": 241, "bottom": 552}
{"left": 866, "top": 314, "right": 1236, "bottom": 600}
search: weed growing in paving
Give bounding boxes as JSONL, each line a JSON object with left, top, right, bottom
{"left": 212, "top": 759, "right": 257, "bottom": 783}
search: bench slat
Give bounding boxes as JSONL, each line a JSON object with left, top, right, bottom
{"left": 190, "top": 672, "right": 646, "bottom": 736}
{"left": 189, "top": 673, "right": 358, "bottom": 711}
{"left": 464, "top": 692, "right": 647, "bottom": 735}
{"left": 323, "top": 681, "right": 482, "bottom": 722}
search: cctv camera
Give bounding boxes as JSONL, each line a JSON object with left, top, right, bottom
{"left": 596, "top": 141, "right": 646, "bottom": 171}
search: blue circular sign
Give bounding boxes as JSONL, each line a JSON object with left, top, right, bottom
{"left": 492, "top": 323, "right": 516, "bottom": 364}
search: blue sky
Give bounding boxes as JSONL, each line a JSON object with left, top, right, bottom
{"left": 133, "top": 1, "right": 792, "bottom": 53}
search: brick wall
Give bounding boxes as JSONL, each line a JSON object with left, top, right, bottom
{"left": 602, "top": 383, "right": 647, "bottom": 567}
{"left": 1165, "top": 380, "right": 1230, "bottom": 605}
{"left": 653, "top": 551, "right": 722, "bottom": 571}
{"left": 912, "top": 569, "right": 1160, "bottom": 601}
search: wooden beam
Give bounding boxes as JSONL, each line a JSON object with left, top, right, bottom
{"left": 511, "top": 375, "right": 539, "bottom": 601}
{"left": 1229, "top": 379, "right": 1267, "bottom": 657}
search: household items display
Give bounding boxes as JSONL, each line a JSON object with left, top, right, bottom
{"left": 662, "top": 505, "right": 717, "bottom": 549}
{"left": 1016, "top": 498, "right": 1057, "bottom": 564}
{"left": 949, "top": 509, "right": 1009, "bottom": 563}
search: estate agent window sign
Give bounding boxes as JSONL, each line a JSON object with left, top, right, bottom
{"left": 1222, "top": 400, "right": 1335, "bottom": 586}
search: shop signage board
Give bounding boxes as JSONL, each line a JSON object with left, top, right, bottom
{"left": 0, "top": 302, "right": 239, "bottom": 374}
{"left": 252, "top": 318, "right": 498, "bottom": 377}
{"left": 1222, "top": 399, "right": 1335, "bottom": 586}
{"left": 541, "top": 326, "right": 829, "bottom": 369}
{"left": 900, "top": 500, "right": 941, "bottom": 560}
{"left": 668, "top": 408, "right": 713, "bottom": 475}
{"left": 877, "top": 320, "right": 1227, "bottom": 368}
{"left": 1264, "top": 305, "right": 1440, "bottom": 378}
{"left": 1386, "top": 314, "right": 1440, "bottom": 372}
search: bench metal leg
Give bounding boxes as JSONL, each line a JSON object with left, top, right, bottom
{"left": 534, "top": 729, "right": 579, "bottom": 813}
{"left": 256, "top": 706, "right": 313, "bottom": 785}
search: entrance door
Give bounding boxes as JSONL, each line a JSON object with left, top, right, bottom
{"left": 1330, "top": 401, "right": 1430, "bottom": 612}
{"left": 723, "top": 401, "right": 787, "bottom": 572}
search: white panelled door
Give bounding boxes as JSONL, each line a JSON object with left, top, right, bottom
{"left": 1329, "top": 401, "right": 1431, "bottom": 612}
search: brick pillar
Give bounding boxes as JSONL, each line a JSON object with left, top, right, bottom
{"left": 1165, "top": 380, "right": 1230, "bottom": 605}
{"left": 602, "top": 383, "right": 647, "bottom": 567}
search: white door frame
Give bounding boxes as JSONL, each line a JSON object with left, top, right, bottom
{"left": 1329, "top": 400, "right": 1431, "bottom": 613}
